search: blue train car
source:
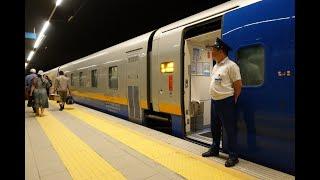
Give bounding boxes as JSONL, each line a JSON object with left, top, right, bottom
{"left": 222, "top": 0, "right": 295, "bottom": 174}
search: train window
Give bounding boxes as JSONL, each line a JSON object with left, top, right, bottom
{"left": 161, "top": 62, "right": 174, "bottom": 73}
{"left": 109, "top": 66, "right": 118, "bottom": 89}
{"left": 79, "top": 72, "right": 84, "bottom": 87}
{"left": 91, "top": 69, "right": 98, "bottom": 87}
{"left": 237, "top": 45, "right": 264, "bottom": 86}
{"left": 71, "top": 73, "right": 74, "bottom": 86}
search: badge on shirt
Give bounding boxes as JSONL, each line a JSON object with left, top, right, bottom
{"left": 214, "top": 74, "right": 222, "bottom": 84}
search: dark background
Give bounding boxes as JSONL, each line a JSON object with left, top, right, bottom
{"left": 2, "top": 0, "right": 312, "bottom": 178}
{"left": 25, "top": 0, "right": 227, "bottom": 72}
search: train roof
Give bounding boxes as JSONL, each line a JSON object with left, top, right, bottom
{"left": 46, "top": 0, "right": 261, "bottom": 74}
{"left": 46, "top": 31, "right": 153, "bottom": 73}
{"left": 156, "top": 0, "right": 261, "bottom": 34}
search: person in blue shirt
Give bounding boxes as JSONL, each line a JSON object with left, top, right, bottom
{"left": 25, "top": 68, "right": 37, "bottom": 112}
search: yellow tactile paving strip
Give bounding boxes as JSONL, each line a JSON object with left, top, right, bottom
{"left": 51, "top": 102, "right": 256, "bottom": 180}
{"left": 35, "top": 110, "right": 125, "bottom": 180}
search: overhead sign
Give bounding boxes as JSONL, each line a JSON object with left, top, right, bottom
{"left": 25, "top": 32, "right": 37, "bottom": 40}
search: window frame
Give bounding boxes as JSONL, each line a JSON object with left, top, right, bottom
{"left": 71, "top": 73, "right": 74, "bottom": 86}
{"left": 108, "top": 66, "right": 118, "bottom": 90}
{"left": 236, "top": 44, "right": 265, "bottom": 88}
{"left": 79, "top": 71, "right": 83, "bottom": 87}
{"left": 91, "top": 69, "right": 98, "bottom": 88}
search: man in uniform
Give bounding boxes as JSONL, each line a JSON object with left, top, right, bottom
{"left": 202, "top": 38, "right": 242, "bottom": 167}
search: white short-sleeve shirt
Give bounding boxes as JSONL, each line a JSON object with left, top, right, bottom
{"left": 55, "top": 75, "right": 69, "bottom": 91}
{"left": 209, "top": 57, "right": 241, "bottom": 100}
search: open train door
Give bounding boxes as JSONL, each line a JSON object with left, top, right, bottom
{"left": 182, "top": 18, "right": 222, "bottom": 144}
{"left": 221, "top": 0, "right": 295, "bottom": 174}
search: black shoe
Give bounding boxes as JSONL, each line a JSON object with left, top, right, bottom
{"left": 59, "top": 104, "right": 63, "bottom": 111}
{"left": 202, "top": 148, "right": 219, "bottom": 157}
{"left": 225, "top": 158, "right": 239, "bottom": 167}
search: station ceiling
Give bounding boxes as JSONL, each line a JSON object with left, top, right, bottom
{"left": 25, "top": 0, "right": 227, "bottom": 72}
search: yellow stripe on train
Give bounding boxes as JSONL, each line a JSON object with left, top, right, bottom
{"left": 159, "top": 103, "right": 182, "bottom": 115}
{"left": 70, "top": 90, "right": 181, "bottom": 115}
{"left": 72, "top": 90, "right": 128, "bottom": 105}
{"left": 71, "top": 90, "right": 150, "bottom": 110}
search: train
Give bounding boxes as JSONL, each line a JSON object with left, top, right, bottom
{"left": 45, "top": 0, "right": 295, "bottom": 175}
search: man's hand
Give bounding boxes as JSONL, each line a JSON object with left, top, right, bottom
{"left": 233, "top": 80, "right": 242, "bottom": 104}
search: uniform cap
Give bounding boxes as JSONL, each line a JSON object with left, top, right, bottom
{"left": 213, "top": 38, "right": 231, "bottom": 51}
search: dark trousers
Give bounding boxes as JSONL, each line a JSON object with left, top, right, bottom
{"left": 27, "top": 94, "right": 36, "bottom": 112}
{"left": 211, "top": 96, "right": 238, "bottom": 159}
{"left": 27, "top": 90, "right": 33, "bottom": 107}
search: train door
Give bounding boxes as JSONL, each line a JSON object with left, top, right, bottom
{"left": 126, "top": 55, "right": 142, "bottom": 123}
{"left": 183, "top": 28, "right": 221, "bottom": 144}
{"left": 221, "top": 0, "right": 295, "bottom": 174}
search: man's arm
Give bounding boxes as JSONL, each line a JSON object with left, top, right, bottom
{"left": 67, "top": 83, "right": 71, "bottom": 95}
{"left": 25, "top": 76, "right": 28, "bottom": 87}
{"left": 233, "top": 80, "right": 242, "bottom": 103}
{"left": 29, "top": 78, "right": 35, "bottom": 96}
{"left": 54, "top": 78, "right": 58, "bottom": 92}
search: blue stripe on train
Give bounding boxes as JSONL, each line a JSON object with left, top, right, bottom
{"left": 73, "top": 96, "right": 186, "bottom": 139}
{"left": 171, "top": 115, "right": 184, "bottom": 138}
{"left": 73, "top": 96, "right": 129, "bottom": 120}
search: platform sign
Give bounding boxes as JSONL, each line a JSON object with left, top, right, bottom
{"left": 25, "top": 32, "right": 37, "bottom": 40}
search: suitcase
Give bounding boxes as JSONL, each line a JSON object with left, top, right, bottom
{"left": 49, "top": 94, "right": 61, "bottom": 101}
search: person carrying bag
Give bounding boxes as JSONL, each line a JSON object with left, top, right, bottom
{"left": 54, "top": 70, "right": 72, "bottom": 111}
{"left": 66, "top": 92, "right": 74, "bottom": 105}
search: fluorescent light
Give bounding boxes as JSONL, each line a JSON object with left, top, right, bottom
{"left": 56, "top": 0, "right": 63, "bottom": 6}
{"left": 34, "top": 34, "right": 46, "bottom": 49}
{"left": 27, "top": 51, "right": 35, "bottom": 61}
{"left": 34, "top": 21, "right": 50, "bottom": 48}
{"left": 25, "top": 63, "right": 28, "bottom": 68}
{"left": 39, "top": 21, "right": 50, "bottom": 37}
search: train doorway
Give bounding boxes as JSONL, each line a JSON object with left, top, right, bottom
{"left": 183, "top": 29, "right": 221, "bottom": 145}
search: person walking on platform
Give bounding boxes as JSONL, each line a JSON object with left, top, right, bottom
{"left": 25, "top": 68, "right": 37, "bottom": 112}
{"left": 30, "top": 70, "right": 51, "bottom": 117}
{"left": 54, "top": 71, "right": 70, "bottom": 111}
{"left": 202, "top": 38, "right": 242, "bottom": 167}
{"left": 44, "top": 75, "right": 52, "bottom": 96}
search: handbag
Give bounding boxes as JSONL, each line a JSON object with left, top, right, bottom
{"left": 66, "top": 95, "right": 74, "bottom": 105}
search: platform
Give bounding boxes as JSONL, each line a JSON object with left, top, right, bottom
{"left": 25, "top": 101, "right": 294, "bottom": 180}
